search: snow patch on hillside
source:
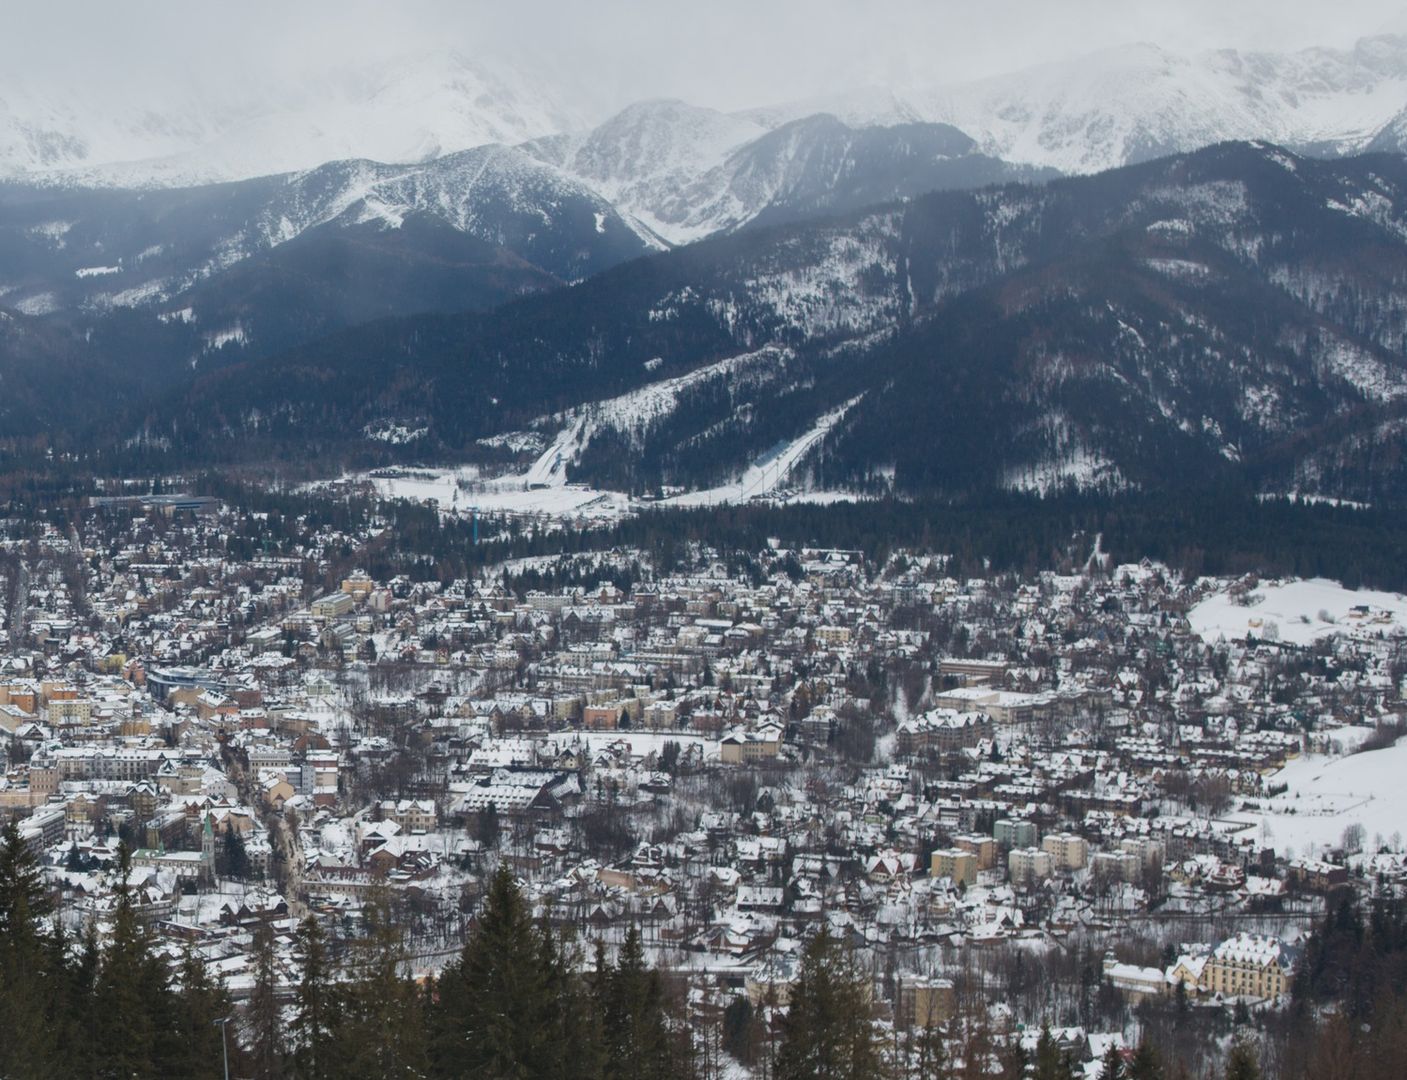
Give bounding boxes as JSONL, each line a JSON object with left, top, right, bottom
{"left": 1224, "top": 737, "right": 1407, "bottom": 858}
{"left": 485, "top": 347, "right": 793, "bottom": 489}
{"left": 204, "top": 324, "right": 247, "bottom": 351}
{"left": 662, "top": 395, "right": 862, "bottom": 507}
{"left": 1189, "top": 577, "right": 1407, "bottom": 646}
{"left": 1142, "top": 257, "right": 1213, "bottom": 281}
{"left": 1003, "top": 445, "right": 1126, "bottom": 496}
{"left": 1313, "top": 337, "right": 1407, "bottom": 402}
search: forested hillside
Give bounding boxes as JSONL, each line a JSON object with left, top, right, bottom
{"left": 117, "top": 143, "right": 1407, "bottom": 506}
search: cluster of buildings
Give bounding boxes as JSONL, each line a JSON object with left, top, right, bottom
{"left": 0, "top": 494, "right": 1402, "bottom": 1053}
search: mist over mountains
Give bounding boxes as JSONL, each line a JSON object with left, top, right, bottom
{"left": 10, "top": 32, "right": 1407, "bottom": 186}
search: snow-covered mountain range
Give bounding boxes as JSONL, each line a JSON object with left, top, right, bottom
{"left": 750, "top": 35, "right": 1407, "bottom": 173}
{"left": 144, "top": 141, "right": 1407, "bottom": 506}
{"left": 6, "top": 32, "right": 1407, "bottom": 249}
{"left": 523, "top": 102, "right": 1051, "bottom": 242}
{"left": 9, "top": 28, "right": 1407, "bottom": 503}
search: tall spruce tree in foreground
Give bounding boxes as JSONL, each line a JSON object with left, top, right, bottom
{"left": 774, "top": 926, "right": 883, "bottom": 1080}
{"left": 171, "top": 946, "right": 233, "bottom": 1080}
{"left": 93, "top": 843, "right": 163, "bottom": 1080}
{"left": 291, "top": 916, "right": 334, "bottom": 1080}
{"left": 431, "top": 864, "right": 567, "bottom": 1078}
{"left": 547, "top": 924, "right": 605, "bottom": 1080}
{"left": 599, "top": 925, "right": 676, "bottom": 1080}
{"left": 248, "top": 923, "right": 285, "bottom": 1079}
{"left": 332, "top": 890, "right": 428, "bottom": 1079}
{"left": 0, "top": 818, "right": 67, "bottom": 1079}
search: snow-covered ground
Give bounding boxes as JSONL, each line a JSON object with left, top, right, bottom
{"left": 1188, "top": 577, "right": 1407, "bottom": 646}
{"left": 545, "top": 730, "right": 722, "bottom": 761}
{"left": 312, "top": 464, "right": 632, "bottom": 522}
{"left": 661, "top": 396, "right": 862, "bottom": 507}
{"left": 308, "top": 376, "right": 865, "bottom": 522}
{"left": 1224, "top": 735, "right": 1407, "bottom": 857}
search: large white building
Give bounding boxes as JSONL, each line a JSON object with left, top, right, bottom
{"left": 1009, "top": 846, "right": 1053, "bottom": 887}
{"left": 1041, "top": 832, "right": 1089, "bottom": 870}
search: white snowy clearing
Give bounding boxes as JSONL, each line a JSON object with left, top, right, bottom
{"left": 660, "top": 395, "right": 863, "bottom": 507}
{"left": 1188, "top": 577, "right": 1407, "bottom": 647}
{"left": 544, "top": 730, "right": 723, "bottom": 762}
{"left": 1224, "top": 735, "right": 1407, "bottom": 858}
{"left": 315, "top": 357, "right": 867, "bottom": 520}
{"left": 348, "top": 465, "right": 634, "bottom": 522}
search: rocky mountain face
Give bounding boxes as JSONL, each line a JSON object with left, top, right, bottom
{"left": 524, "top": 102, "right": 1050, "bottom": 243}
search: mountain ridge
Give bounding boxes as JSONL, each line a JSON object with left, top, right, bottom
{"left": 111, "top": 141, "right": 1407, "bottom": 508}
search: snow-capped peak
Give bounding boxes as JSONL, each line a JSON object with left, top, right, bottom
{"left": 744, "top": 33, "right": 1407, "bottom": 174}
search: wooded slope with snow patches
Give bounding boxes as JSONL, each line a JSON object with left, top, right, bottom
{"left": 132, "top": 142, "right": 1407, "bottom": 508}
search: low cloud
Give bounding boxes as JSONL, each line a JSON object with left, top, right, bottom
{"left": 2, "top": 0, "right": 1403, "bottom": 119}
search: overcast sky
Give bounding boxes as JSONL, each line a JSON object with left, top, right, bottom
{"left": 6, "top": 0, "right": 1407, "bottom": 114}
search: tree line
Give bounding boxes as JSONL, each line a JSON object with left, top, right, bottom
{"left": 2, "top": 817, "right": 1399, "bottom": 1078}
{"left": 0, "top": 820, "right": 697, "bottom": 1080}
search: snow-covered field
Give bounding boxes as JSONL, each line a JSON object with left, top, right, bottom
{"left": 312, "top": 464, "right": 633, "bottom": 521}
{"left": 310, "top": 375, "right": 865, "bottom": 522}
{"left": 1188, "top": 577, "right": 1407, "bottom": 646}
{"left": 1225, "top": 735, "right": 1407, "bottom": 857}
{"left": 661, "top": 395, "right": 862, "bottom": 508}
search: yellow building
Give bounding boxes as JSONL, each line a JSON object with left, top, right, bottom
{"left": 720, "top": 723, "right": 783, "bottom": 764}
{"left": 1201, "top": 933, "right": 1293, "bottom": 999}
{"left": 929, "top": 848, "right": 978, "bottom": 886}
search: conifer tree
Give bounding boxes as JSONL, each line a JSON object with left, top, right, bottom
{"left": 1098, "top": 1042, "right": 1126, "bottom": 1080}
{"left": 93, "top": 843, "right": 163, "bottom": 1080}
{"left": 544, "top": 924, "right": 603, "bottom": 1080}
{"left": 430, "top": 865, "right": 560, "bottom": 1078}
{"left": 63, "top": 923, "right": 103, "bottom": 1076}
{"left": 600, "top": 925, "right": 675, "bottom": 1080}
{"left": 39, "top": 919, "right": 90, "bottom": 1078}
{"left": 0, "top": 819, "right": 50, "bottom": 936}
{"left": 291, "top": 916, "right": 334, "bottom": 1080}
{"left": 336, "top": 891, "right": 428, "bottom": 1079}
{"left": 774, "top": 926, "right": 883, "bottom": 1080}
{"left": 1224, "top": 1040, "right": 1261, "bottom": 1080}
{"left": 1033, "top": 1025, "right": 1075, "bottom": 1080}
{"left": 248, "top": 923, "right": 285, "bottom": 1079}
{"left": 1127, "top": 1039, "right": 1166, "bottom": 1080}
{"left": 0, "top": 819, "right": 66, "bottom": 1079}
{"left": 722, "top": 996, "right": 761, "bottom": 1069}
{"left": 171, "top": 946, "right": 234, "bottom": 1080}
